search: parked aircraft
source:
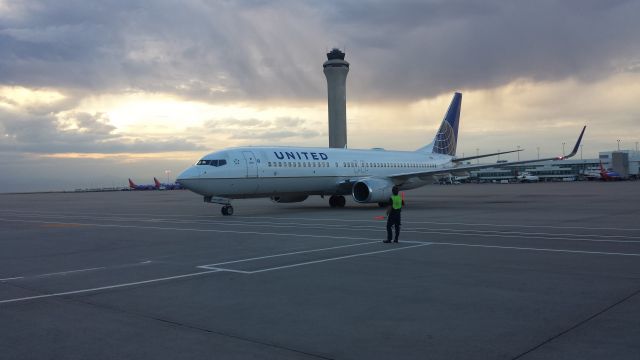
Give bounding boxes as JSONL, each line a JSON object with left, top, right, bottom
{"left": 516, "top": 171, "right": 539, "bottom": 183}
{"left": 599, "top": 163, "right": 622, "bottom": 181}
{"left": 128, "top": 179, "right": 158, "bottom": 190}
{"left": 154, "top": 177, "right": 183, "bottom": 190}
{"left": 177, "top": 93, "right": 586, "bottom": 215}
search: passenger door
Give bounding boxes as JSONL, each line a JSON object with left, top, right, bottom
{"left": 242, "top": 151, "right": 258, "bottom": 178}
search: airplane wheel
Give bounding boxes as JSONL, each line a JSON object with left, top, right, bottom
{"left": 329, "top": 195, "right": 346, "bottom": 208}
{"left": 221, "top": 205, "right": 234, "bottom": 216}
{"left": 329, "top": 195, "right": 337, "bottom": 208}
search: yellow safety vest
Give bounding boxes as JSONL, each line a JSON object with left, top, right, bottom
{"left": 391, "top": 194, "right": 403, "bottom": 210}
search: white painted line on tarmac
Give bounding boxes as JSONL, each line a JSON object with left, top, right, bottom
{"left": 0, "top": 270, "right": 220, "bottom": 305}
{"left": 3, "top": 217, "right": 638, "bottom": 247}
{"left": 246, "top": 243, "right": 431, "bottom": 274}
{"left": 0, "top": 260, "right": 154, "bottom": 282}
{"left": 428, "top": 241, "right": 640, "bottom": 257}
{"left": 404, "top": 229, "right": 640, "bottom": 244}
{"left": 34, "top": 266, "right": 105, "bottom": 278}
{"left": 199, "top": 240, "right": 380, "bottom": 268}
{"left": 200, "top": 243, "right": 431, "bottom": 274}
{"left": 198, "top": 267, "right": 252, "bottom": 274}
{"left": 0, "top": 218, "right": 383, "bottom": 242}
{"left": 2, "top": 209, "right": 640, "bottom": 232}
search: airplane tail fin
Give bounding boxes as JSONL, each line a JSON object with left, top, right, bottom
{"left": 416, "top": 92, "right": 462, "bottom": 156}
{"left": 128, "top": 178, "right": 136, "bottom": 188}
{"left": 154, "top": 177, "right": 161, "bottom": 188}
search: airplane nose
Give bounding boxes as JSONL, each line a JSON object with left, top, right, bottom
{"left": 177, "top": 166, "right": 209, "bottom": 195}
{"left": 177, "top": 166, "right": 200, "bottom": 183}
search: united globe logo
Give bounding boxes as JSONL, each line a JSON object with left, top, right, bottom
{"left": 433, "top": 121, "right": 457, "bottom": 156}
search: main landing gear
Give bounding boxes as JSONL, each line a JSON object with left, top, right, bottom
{"left": 204, "top": 196, "right": 234, "bottom": 216}
{"left": 221, "top": 205, "right": 234, "bottom": 216}
{"left": 328, "top": 195, "right": 346, "bottom": 208}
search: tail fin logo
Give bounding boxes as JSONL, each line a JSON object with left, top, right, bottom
{"left": 432, "top": 92, "right": 461, "bottom": 156}
{"left": 433, "top": 120, "right": 457, "bottom": 155}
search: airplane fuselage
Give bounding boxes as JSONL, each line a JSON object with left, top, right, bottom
{"left": 177, "top": 146, "right": 454, "bottom": 199}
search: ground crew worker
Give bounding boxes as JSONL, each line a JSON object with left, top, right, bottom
{"left": 384, "top": 186, "right": 404, "bottom": 243}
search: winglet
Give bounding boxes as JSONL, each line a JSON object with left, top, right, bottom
{"left": 154, "top": 177, "right": 161, "bottom": 188}
{"left": 128, "top": 178, "right": 136, "bottom": 188}
{"left": 557, "top": 125, "right": 586, "bottom": 160}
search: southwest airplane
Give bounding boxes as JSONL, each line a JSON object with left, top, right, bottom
{"left": 598, "top": 163, "right": 622, "bottom": 181}
{"left": 128, "top": 178, "right": 158, "bottom": 190}
{"left": 154, "top": 177, "right": 184, "bottom": 190}
{"left": 177, "top": 93, "right": 586, "bottom": 215}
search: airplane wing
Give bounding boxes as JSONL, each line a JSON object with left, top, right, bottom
{"left": 391, "top": 126, "right": 586, "bottom": 182}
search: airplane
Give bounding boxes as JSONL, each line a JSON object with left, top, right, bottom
{"left": 516, "top": 171, "right": 539, "bottom": 183}
{"left": 154, "top": 177, "right": 184, "bottom": 190}
{"left": 128, "top": 178, "right": 158, "bottom": 190}
{"left": 177, "top": 92, "right": 586, "bottom": 216}
{"left": 598, "top": 163, "right": 622, "bottom": 181}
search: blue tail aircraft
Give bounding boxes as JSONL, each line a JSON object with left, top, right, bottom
{"left": 177, "top": 92, "right": 586, "bottom": 216}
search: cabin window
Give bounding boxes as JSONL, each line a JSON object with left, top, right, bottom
{"left": 197, "top": 160, "right": 210, "bottom": 165}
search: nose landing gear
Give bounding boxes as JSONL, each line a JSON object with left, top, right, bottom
{"left": 204, "top": 196, "right": 234, "bottom": 216}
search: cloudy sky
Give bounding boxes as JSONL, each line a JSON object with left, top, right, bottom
{"left": 1, "top": 0, "right": 639, "bottom": 192}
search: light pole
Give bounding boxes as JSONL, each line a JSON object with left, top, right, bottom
{"left": 617, "top": 139, "right": 620, "bottom": 151}
{"left": 165, "top": 170, "right": 171, "bottom": 184}
{"left": 476, "top": 148, "right": 479, "bottom": 164}
{"left": 562, "top": 142, "right": 566, "bottom": 157}
{"left": 517, "top": 145, "right": 520, "bottom": 161}
{"left": 537, "top": 147, "right": 540, "bottom": 160}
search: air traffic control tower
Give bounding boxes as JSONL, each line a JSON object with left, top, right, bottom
{"left": 323, "top": 48, "right": 349, "bottom": 148}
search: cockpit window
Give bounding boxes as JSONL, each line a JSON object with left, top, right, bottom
{"left": 197, "top": 159, "right": 227, "bottom": 166}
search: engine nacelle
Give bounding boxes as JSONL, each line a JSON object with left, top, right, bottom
{"left": 352, "top": 178, "right": 395, "bottom": 203}
{"left": 270, "top": 195, "right": 309, "bottom": 203}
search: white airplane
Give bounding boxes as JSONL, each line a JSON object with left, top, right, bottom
{"left": 177, "top": 93, "right": 586, "bottom": 215}
{"left": 516, "top": 171, "right": 540, "bottom": 183}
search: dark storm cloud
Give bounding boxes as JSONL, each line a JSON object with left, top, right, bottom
{"left": 1, "top": 0, "right": 639, "bottom": 100}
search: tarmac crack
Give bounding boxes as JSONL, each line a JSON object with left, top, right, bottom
{"left": 510, "top": 285, "right": 640, "bottom": 360}
{"left": 72, "top": 298, "right": 337, "bottom": 360}
{"left": 1, "top": 280, "right": 335, "bottom": 360}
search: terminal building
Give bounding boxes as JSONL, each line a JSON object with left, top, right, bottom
{"left": 469, "top": 150, "right": 639, "bottom": 182}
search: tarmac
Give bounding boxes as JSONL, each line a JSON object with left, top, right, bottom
{"left": 0, "top": 181, "right": 639, "bottom": 360}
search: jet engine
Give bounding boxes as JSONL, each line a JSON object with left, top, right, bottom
{"left": 352, "top": 178, "right": 395, "bottom": 203}
{"left": 270, "top": 195, "right": 309, "bottom": 203}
